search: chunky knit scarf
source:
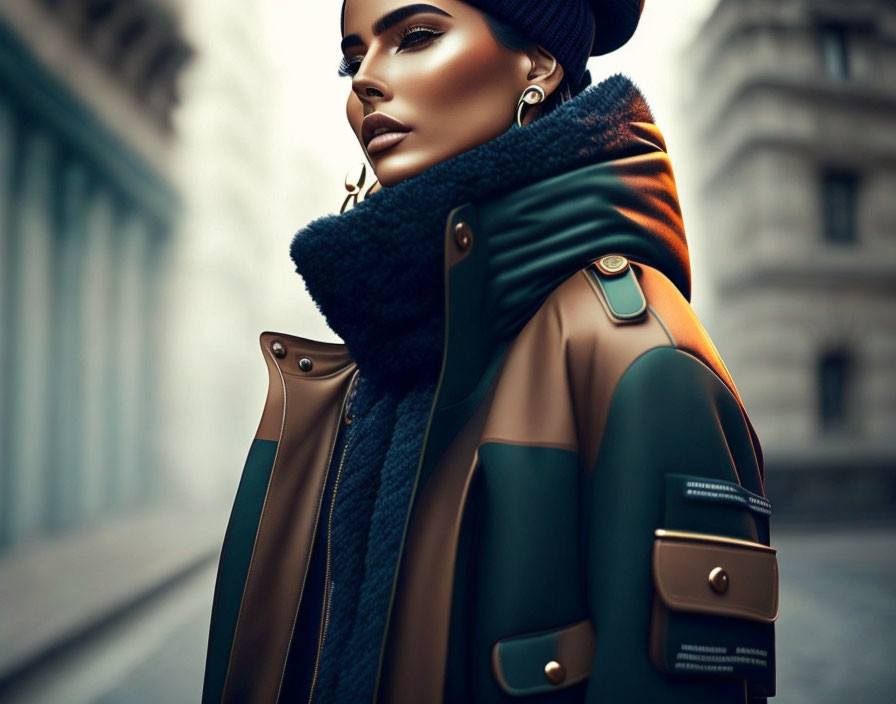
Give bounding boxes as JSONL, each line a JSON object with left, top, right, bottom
{"left": 289, "top": 73, "right": 678, "bottom": 703}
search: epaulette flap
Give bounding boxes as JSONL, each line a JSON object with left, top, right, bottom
{"left": 587, "top": 254, "right": 647, "bottom": 323}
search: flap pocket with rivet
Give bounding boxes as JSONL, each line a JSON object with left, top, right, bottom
{"left": 653, "top": 530, "right": 779, "bottom": 623}
{"left": 491, "top": 618, "right": 594, "bottom": 696}
{"left": 649, "top": 529, "right": 778, "bottom": 697}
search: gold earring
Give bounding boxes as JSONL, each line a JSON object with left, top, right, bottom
{"left": 516, "top": 84, "right": 546, "bottom": 128}
{"left": 340, "top": 162, "right": 380, "bottom": 213}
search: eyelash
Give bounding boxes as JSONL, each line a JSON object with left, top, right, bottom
{"left": 337, "top": 24, "right": 444, "bottom": 77}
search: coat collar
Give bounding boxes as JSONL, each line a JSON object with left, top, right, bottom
{"left": 290, "top": 74, "right": 689, "bottom": 394}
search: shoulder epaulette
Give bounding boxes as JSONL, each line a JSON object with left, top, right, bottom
{"left": 587, "top": 254, "right": 647, "bottom": 323}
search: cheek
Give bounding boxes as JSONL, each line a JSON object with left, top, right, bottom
{"left": 343, "top": 25, "right": 525, "bottom": 186}
{"left": 406, "top": 32, "right": 519, "bottom": 128}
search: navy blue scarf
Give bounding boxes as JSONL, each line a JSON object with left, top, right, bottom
{"left": 289, "top": 74, "right": 663, "bottom": 702}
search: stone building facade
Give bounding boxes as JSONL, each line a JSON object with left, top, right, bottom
{"left": 685, "top": 0, "right": 896, "bottom": 517}
{"left": 0, "top": 0, "right": 191, "bottom": 551}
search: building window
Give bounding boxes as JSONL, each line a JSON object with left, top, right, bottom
{"left": 818, "top": 348, "right": 853, "bottom": 431}
{"left": 821, "top": 170, "right": 858, "bottom": 244}
{"left": 821, "top": 24, "right": 850, "bottom": 80}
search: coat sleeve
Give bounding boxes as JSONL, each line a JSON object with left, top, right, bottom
{"left": 582, "top": 345, "right": 776, "bottom": 703}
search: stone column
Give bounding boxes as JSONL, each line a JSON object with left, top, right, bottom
{"left": 3, "top": 129, "right": 55, "bottom": 546}
{"left": 79, "top": 185, "right": 116, "bottom": 523}
{"left": 141, "top": 226, "right": 166, "bottom": 503}
{"left": 110, "top": 210, "right": 152, "bottom": 509}
{"left": 50, "top": 159, "right": 90, "bottom": 531}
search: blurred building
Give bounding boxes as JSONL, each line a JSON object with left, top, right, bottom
{"left": 0, "top": 0, "right": 191, "bottom": 552}
{"left": 685, "top": 0, "right": 896, "bottom": 518}
{"left": 0, "top": 0, "right": 205, "bottom": 694}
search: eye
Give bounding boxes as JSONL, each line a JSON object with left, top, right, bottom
{"left": 337, "top": 55, "right": 363, "bottom": 78}
{"left": 336, "top": 24, "right": 445, "bottom": 78}
{"left": 397, "top": 24, "right": 444, "bottom": 50}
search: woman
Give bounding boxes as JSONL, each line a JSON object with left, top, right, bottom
{"left": 202, "top": 1, "right": 778, "bottom": 703}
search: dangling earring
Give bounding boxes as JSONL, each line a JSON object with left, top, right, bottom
{"left": 515, "top": 84, "right": 546, "bottom": 128}
{"left": 340, "top": 162, "right": 380, "bottom": 214}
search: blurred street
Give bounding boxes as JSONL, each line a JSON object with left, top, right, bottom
{"left": 2, "top": 522, "right": 893, "bottom": 704}
{"left": 773, "top": 523, "right": 896, "bottom": 704}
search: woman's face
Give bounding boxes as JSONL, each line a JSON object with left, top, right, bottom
{"left": 340, "top": 0, "right": 540, "bottom": 187}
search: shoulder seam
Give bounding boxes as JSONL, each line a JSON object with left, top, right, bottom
{"left": 646, "top": 303, "right": 676, "bottom": 346}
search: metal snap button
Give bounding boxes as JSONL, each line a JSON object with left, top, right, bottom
{"left": 454, "top": 221, "right": 472, "bottom": 250}
{"left": 709, "top": 566, "right": 729, "bottom": 594}
{"left": 271, "top": 341, "right": 286, "bottom": 358}
{"left": 544, "top": 660, "right": 566, "bottom": 685}
{"left": 596, "top": 254, "right": 629, "bottom": 275}
{"left": 298, "top": 357, "right": 313, "bottom": 372}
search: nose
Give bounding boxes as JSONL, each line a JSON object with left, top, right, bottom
{"left": 351, "top": 57, "right": 391, "bottom": 104}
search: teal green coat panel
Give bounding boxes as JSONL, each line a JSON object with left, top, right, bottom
{"left": 443, "top": 347, "right": 771, "bottom": 704}
{"left": 203, "top": 439, "right": 279, "bottom": 704}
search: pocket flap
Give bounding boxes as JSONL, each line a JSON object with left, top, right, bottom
{"left": 491, "top": 618, "right": 595, "bottom": 696}
{"left": 653, "top": 530, "right": 779, "bottom": 623}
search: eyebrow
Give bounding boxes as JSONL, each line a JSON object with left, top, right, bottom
{"left": 341, "top": 3, "right": 452, "bottom": 54}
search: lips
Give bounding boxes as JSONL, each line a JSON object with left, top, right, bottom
{"left": 362, "top": 112, "right": 411, "bottom": 155}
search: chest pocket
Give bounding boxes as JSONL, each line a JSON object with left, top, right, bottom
{"left": 649, "top": 474, "right": 778, "bottom": 699}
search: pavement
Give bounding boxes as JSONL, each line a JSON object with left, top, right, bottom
{"left": 0, "top": 506, "right": 228, "bottom": 688}
{"left": 1, "top": 522, "right": 893, "bottom": 704}
{"left": 773, "top": 522, "right": 896, "bottom": 704}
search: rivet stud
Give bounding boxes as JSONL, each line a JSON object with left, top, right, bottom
{"left": 271, "top": 341, "right": 286, "bottom": 358}
{"left": 298, "top": 357, "right": 313, "bottom": 372}
{"left": 708, "top": 566, "right": 729, "bottom": 594}
{"left": 544, "top": 660, "right": 566, "bottom": 685}
{"left": 454, "top": 221, "right": 472, "bottom": 250}
{"left": 596, "top": 254, "right": 629, "bottom": 276}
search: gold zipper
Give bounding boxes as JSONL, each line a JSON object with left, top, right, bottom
{"left": 307, "top": 375, "right": 359, "bottom": 704}
{"left": 321, "top": 580, "right": 335, "bottom": 647}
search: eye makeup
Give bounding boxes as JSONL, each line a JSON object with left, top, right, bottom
{"left": 337, "top": 56, "right": 362, "bottom": 77}
{"left": 337, "top": 23, "right": 446, "bottom": 77}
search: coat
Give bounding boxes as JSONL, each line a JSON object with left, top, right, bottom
{"left": 201, "top": 76, "right": 778, "bottom": 704}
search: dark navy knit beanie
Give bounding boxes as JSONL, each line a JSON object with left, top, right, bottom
{"left": 340, "top": 1, "right": 643, "bottom": 90}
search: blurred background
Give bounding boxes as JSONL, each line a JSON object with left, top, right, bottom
{"left": 0, "top": 0, "right": 893, "bottom": 702}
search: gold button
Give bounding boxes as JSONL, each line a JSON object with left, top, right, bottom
{"left": 454, "top": 221, "right": 472, "bottom": 250}
{"left": 597, "top": 254, "right": 628, "bottom": 275}
{"left": 709, "top": 566, "right": 729, "bottom": 594}
{"left": 544, "top": 660, "right": 566, "bottom": 685}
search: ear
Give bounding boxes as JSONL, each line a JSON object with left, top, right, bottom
{"left": 525, "top": 44, "right": 564, "bottom": 100}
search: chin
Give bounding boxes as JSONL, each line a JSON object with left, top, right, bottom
{"left": 372, "top": 161, "right": 425, "bottom": 188}
{"left": 372, "top": 169, "right": 406, "bottom": 188}
{"left": 371, "top": 149, "right": 443, "bottom": 188}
